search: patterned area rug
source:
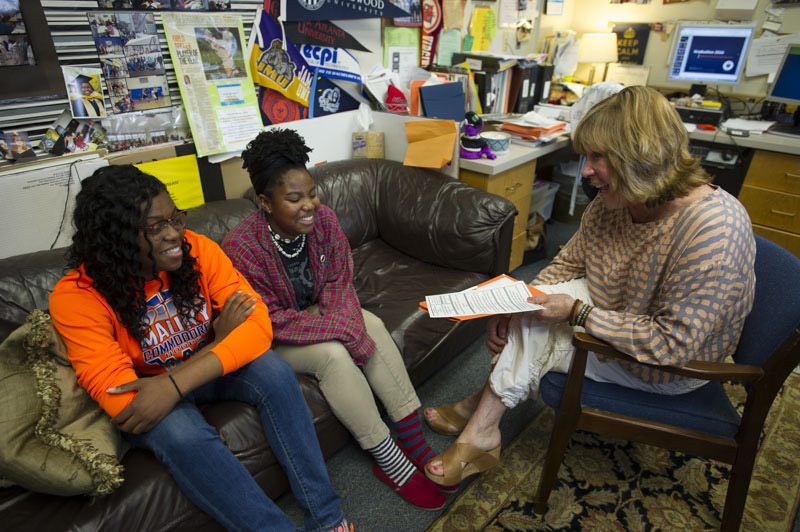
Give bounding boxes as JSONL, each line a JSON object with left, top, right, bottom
{"left": 428, "top": 374, "right": 800, "bottom": 531}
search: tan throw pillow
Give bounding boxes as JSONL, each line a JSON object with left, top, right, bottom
{"left": 0, "top": 310, "right": 125, "bottom": 496}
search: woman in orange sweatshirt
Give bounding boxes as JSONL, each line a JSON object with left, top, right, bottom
{"left": 49, "top": 165, "right": 350, "bottom": 532}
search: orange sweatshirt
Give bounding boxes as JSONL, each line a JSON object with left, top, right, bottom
{"left": 50, "top": 230, "right": 273, "bottom": 418}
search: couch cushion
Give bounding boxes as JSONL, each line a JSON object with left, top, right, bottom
{"left": 351, "top": 239, "right": 488, "bottom": 371}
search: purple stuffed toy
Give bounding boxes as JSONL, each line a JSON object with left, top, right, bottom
{"left": 460, "top": 112, "right": 496, "bottom": 160}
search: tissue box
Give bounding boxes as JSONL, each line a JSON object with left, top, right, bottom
{"left": 352, "top": 131, "right": 384, "bottom": 159}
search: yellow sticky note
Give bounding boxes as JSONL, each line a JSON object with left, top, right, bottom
{"left": 136, "top": 154, "right": 205, "bottom": 210}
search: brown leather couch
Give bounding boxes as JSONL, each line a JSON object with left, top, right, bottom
{"left": 0, "top": 159, "right": 516, "bottom": 530}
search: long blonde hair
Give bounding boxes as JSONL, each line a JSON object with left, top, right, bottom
{"left": 573, "top": 86, "right": 710, "bottom": 208}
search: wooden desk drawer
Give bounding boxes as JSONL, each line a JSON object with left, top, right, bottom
{"left": 744, "top": 150, "right": 800, "bottom": 195}
{"left": 460, "top": 162, "right": 535, "bottom": 199}
{"left": 752, "top": 224, "right": 800, "bottom": 258}
{"left": 738, "top": 185, "right": 800, "bottom": 233}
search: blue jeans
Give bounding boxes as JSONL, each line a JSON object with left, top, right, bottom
{"left": 123, "top": 350, "right": 343, "bottom": 532}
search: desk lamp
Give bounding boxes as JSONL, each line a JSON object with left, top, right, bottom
{"left": 578, "top": 33, "right": 618, "bottom": 85}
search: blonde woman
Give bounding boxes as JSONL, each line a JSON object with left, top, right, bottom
{"left": 424, "top": 86, "right": 757, "bottom": 488}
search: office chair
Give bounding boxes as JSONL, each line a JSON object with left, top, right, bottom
{"left": 534, "top": 235, "right": 800, "bottom": 531}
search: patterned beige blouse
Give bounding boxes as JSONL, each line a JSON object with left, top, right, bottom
{"left": 534, "top": 186, "right": 756, "bottom": 384}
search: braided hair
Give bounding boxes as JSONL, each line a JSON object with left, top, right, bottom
{"left": 240, "top": 128, "right": 312, "bottom": 197}
{"left": 66, "top": 165, "right": 203, "bottom": 342}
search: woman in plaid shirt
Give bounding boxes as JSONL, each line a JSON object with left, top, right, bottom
{"left": 222, "top": 129, "right": 447, "bottom": 511}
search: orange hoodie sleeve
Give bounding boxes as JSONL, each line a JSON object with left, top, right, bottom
{"left": 188, "top": 231, "right": 273, "bottom": 374}
{"left": 50, "top": 271, "right": 141, "bottom": 418}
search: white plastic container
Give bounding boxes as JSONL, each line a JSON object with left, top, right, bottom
{"left": 529, "top": 180, "right": 560, "bottom": 221}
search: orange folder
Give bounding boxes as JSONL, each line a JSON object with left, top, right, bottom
{"left": 419, "top": 274, "right": 545, "bottom": 321}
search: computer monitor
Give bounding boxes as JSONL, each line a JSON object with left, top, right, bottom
{"left": 667, "top": 23, "right": 754, "bottom": 85}
{"left": 766, "top": 45, "right": 800, "bottom": 138}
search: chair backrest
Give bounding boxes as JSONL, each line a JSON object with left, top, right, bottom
{"left": 734, "top": 235, "right": 800, "bottom": 367}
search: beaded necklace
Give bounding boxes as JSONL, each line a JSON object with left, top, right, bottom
{"left": 267, "top": 222, "right": 306, "bottom": 259}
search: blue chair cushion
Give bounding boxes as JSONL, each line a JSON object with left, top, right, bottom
{"left": 540, "top": 371, "right": 742, "bottom": 439}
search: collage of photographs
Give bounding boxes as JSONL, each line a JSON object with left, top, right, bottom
{"left": 88, "top": 11, "right": 172, "bottom": 113}
{"left": 96, "top": 0, "right": 231, "bottom": 11}
{"left": 0, "top": 0, "right": 36, "bottom": 67}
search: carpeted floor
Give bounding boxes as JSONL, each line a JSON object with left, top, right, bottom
{"left": 429, "top": 374, "right": 800, "bottom": 532}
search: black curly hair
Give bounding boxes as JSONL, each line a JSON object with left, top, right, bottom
{"left": 66, "top": 165, "right": 203, "bottom": 342}
{"left": 241, "top": 128, "right": 312, "bottom": 197}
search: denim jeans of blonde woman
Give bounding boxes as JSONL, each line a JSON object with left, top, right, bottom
{"left": 489, "top": 278, "right": 707, "bottom": 409}
{"left": 274, "top": 307, "right": 421, "bottom": 450}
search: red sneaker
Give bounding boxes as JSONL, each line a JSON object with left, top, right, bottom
{"left": 372, "top": 463, "right": 446, "bottom": 511}
{"left": 326, "top": 519, "right": 353, "bottom": 532}
{"left": 398, "top": 444, "right": 460, "bottom": 493}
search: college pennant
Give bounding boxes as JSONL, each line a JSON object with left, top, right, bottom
{"left": 285, "top": 21, "right": 370, "bottom": 52}
{"left": 249, "top": 9, "right": 313, "bottom": 106}
{"left": 280, "top": 0, "right": 409, "bottom": 22}
{"left": 300, "top": 45, "right": 362, "bottom": 83}
{"left": 309, "top": 74, "right": 360, "bottom": 118}
{"left": 420, "top": 0, "right": 443, "bottom": 68}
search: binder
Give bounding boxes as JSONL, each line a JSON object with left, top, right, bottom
{"left": 534, "top": 64, "right": 555, "bottom": 105}
{"left": 512, "top": 62, "right": 541, "bottom": 113}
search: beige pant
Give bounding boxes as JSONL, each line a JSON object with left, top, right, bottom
{"left": 273, "top": 307, "right": 421, "bottom": 450}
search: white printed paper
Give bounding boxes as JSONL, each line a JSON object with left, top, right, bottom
{"left": 425, "top": 281, "right": 543, "bottom": 318}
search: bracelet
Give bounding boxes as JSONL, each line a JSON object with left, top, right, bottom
{"left": 576, "top": 304, "right": 594, "bottom": 328}
{"left": 568, "top": 299, "right": 583, "bottom": 326}
{"left": 167, "top": 374, "right": 184, "bottom": 399}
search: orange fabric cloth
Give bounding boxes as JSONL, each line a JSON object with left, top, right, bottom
{"left": 50, "top": 230, "right": 273, "bottom": 418}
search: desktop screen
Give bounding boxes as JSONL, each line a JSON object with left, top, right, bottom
{"left": 668, "top": 24, "right": 754, "bottom": 84}
{"left": 767, "top": 45, "right": 800, "bottom": 105}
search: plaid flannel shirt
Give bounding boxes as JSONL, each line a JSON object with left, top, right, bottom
{"left": 222, "top": 205, "right": 375, "bottom": 365}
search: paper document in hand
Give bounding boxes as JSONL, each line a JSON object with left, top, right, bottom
{"left": 425, "top": 281, "right": 544, "bottom": 318}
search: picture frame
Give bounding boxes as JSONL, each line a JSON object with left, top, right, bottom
{"left": 0, "top": 0, "right": 64, "bottom": 100}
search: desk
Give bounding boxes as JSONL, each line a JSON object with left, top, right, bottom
{"left": 689, "top": 129, "right": 800, "bottom": 257}
{"left": 459, "top": 137, "right": 571, "bottom": 270}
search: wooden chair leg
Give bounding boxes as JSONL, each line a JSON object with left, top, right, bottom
{"left": 534, "top": 407, "right": 579, "bottom": 513}
{"left": 534, "top": 347, "right": 589, "bottom": 514}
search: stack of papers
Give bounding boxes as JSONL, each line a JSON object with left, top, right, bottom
{"left": 721, "top": 118, "right": 777, "bottom": 135}
{"left": 421, "top": 274, "right": 544, "bottom": 320}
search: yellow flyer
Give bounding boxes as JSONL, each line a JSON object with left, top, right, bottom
{"left": 136, "top": 155, "right": 205, "bottom": 210}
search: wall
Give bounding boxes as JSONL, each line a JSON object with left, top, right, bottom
{"left": 538, "top": 0, "right": 800, "bottom": 97}
{"left": 338, "top": 0, "right": 543, "bottom": 75}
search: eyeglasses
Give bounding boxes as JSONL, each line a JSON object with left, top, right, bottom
{"left": 144, "top": 210, "right": 187, "bottom": 236}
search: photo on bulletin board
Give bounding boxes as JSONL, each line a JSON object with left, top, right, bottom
{"left": 133, "top": 0, "right": 172, "bottom": 10}
{"left": 97, "top": 1, "right": 134, "bottom": 8}
{"left": 174, "top": 0, "right": 208, "bottom": 9}
{"left": 0, "top": 0, "right": 36, "bottom": 67}
{"left": 62, "top": 66, "right": 107, "bottom": 118}
{"left": 2, "top": 130, "right": 35, "bottom": 160}
{"left": 126, "top": 74, "right": 171, "bottom": 111}
{"left": 393, "top": 0, "right": 422, "bottom": 26}
{"left": 194, "top": 27, "right": 246, "bottom": 80}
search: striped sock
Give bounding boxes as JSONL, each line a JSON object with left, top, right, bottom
{"left": 395, "top": 411, "right": 436, "bottom": 467}
{"left": 367, "top": 435, "right": 416, "bottom": 487}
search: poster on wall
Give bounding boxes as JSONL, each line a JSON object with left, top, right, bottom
{"left": 393, "top": 0, "right": 421, "bottom": 26}
{"left": 163, "top": 12, "right": 262, "bottom": 156}
{"left": 0, "top": 0, "right": 36, "bottom": 67}
{"left": 62, "top": 66, "right": 108, "bottom": 118}
{"left": 279, "top": 0, "right": 409, "bottom": 22}
{"left": 612, "top": 23, "right": 649, "bottom": 65}
{"left": 88, "top": 11, "right": 172, "bottom": 113}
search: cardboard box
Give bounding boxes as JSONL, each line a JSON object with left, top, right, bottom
{"left": 352, "top": 130, "right": 384, "bottom": 159}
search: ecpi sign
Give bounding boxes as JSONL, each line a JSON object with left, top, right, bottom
{"left": 302, "top": 45, "right": 339, "bottom": 66}
{"left": 300, "top": 44, "right": 362, "bottom": 84}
